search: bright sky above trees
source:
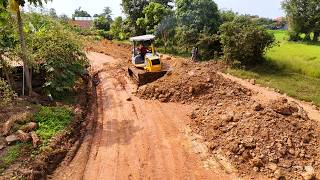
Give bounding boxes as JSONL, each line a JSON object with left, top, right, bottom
{"left": 42, "top": 0, "right": 284, "bottom": 18}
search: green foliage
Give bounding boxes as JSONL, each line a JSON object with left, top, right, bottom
{"left": 34, "top": 106, "right": 72, "bottom": 141}
{"left": 227, "top": 62, "right": 320, "bottom": 107}
{"left": 48, "top": 8, "right": 57, "bottom": 18}
{"left": 0, "top": 144, "right": 21, "bottom": 172}
{"left": 196, "top": 28, "right": 221, "bottom": 60}
{"left": 156, "top": 15, "right": 176, "bottom": 52}
{"left": 175, "top": 0, "right": 221, "bottom": 49}
{"left": 282, "top": 0, "right": 320, "bottom": 41}
{"left": 93, "top": 16, "right": 111, "bottom": 31}
{"left": 121, "top": 0, "right": 149, "bottom": 35}
{"left": 0, "top": 78, "right": 15, "bottom": 107}
{"left": 109, "top": 16, "right": 127, "bottom": 40}
{"left": 25, "top": 14, "right": 88, "bottom": 96}
{"left": 100, "top": 6, "right": 112, "bottom": 21}
{"left": 72, "top": 6, "right": 91, "bottom": 19}
{"left": 175, "top": 0, "right": 220, "bottom": 33}
{"left": 137, "top": 2, "right": 170, "bottom": 34}
{"left": 97, "top": 29, "right": 112, "bottom": 40}
{"left": 220, "top": 16, "right": 275, "bottom": 65}
{"left": 267, "top": 30, "right": 320, "bottom": 78}
{"left": 220, "top": 10, "right": 237, "bottom": 23}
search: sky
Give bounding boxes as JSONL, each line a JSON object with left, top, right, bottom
{"left": 42, "top": 0, "right": 284, "bottom": 19}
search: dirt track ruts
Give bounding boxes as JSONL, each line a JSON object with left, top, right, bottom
{"left": 50, "top": 52, "right": 228, "bottom": 180}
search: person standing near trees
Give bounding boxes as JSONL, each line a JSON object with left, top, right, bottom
{"left": 191, "top": 46, "right": 199, "bottom": 62}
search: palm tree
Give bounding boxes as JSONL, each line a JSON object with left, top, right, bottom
{"left": 1, "top": 0, "right": 50, "bottom": 95}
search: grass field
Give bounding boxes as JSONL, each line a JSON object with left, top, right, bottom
{"left": 227, "top": 30, "right": 320, "bottom": 106}
{"left": 266, "top": 30, "right": 320, "bottom": 78}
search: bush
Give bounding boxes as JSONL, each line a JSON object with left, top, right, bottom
{"left": 28, "top": 15, "right": 88, "bottom": 96}
{"left": 34, "top": 106, "right": 72, "bottom": 141}
{"left": 0, "top": 79, "right": 15, "bottom": 107}
{"left": 220, "top": 16, "right": 275, "bottom": 65}
{"left": 197, "top": 29, "right": 222, "bottom": 60}
{"left": 97, "top": 30, "right": 113, "bottom": 40}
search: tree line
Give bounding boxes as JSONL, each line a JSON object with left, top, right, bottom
{"left": 282, "top": 0, "right": 320, "bottom": 42}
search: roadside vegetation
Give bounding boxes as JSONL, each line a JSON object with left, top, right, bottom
{"left": 0, "top": 0, "right": 90, "bottom": 177}
{"left": 227, "top": 30, "right": 320, "bottom": 106}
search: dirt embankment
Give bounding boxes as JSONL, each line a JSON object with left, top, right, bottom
{"left": 136, "top": 58, "right": 320, "bottom": 179}
{"left": 0, "top": 74, "right": 97, "bottom": 179}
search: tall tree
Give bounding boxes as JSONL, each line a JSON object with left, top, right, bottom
{"left": 48, "top": 7, "right": 57, "bottom": 18}
{"left": 1, "top": 0, "right": 51, "bottom": 95}
{"left": 101, "top": 6, "right": 112, "bottom": 21}
{"left": 282, "top": 0, "right": 320, "bottom": 41}
{"left": 136, "top": 2, "right": 171, "bottom": 34}
{"left": 175, "top": 0, "right": 221, "bottom": 49}
{"left": 0, "top": 9, "right": 16, "bottom": 87}
{"left": 156, "top": 15, "right": 176, "bottom": 53}
{"left": 72, "top": 7, "right": 91, "bottom": 19}
{"left": 121, "top": 0, "right": 149, "bottom": 35}
{"left": 109, "top": 16, "right": 127, "bottom": 40}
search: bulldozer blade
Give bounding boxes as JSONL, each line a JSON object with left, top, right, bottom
{"left": 128, "top": 67, "right": 167, "bottom": 86}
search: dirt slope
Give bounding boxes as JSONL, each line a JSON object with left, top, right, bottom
{"left": 50, "top": 52, "right": 228, "bottom": 180}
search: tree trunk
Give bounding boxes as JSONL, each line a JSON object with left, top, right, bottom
{"left": 164, "top": 42, "right": 167, "bottom": 54}
{"left": 16, "top": 9, "right": 32, "bottom": 95}
{"left": 305, "top": 33, "right": 311, "bottom": 41}
{"left": 313, "top": 31, "right": 319, "bottom": 42}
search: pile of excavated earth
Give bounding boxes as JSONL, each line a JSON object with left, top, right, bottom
{"left": 136, "top": 58, "right": 320, "bottom": 179}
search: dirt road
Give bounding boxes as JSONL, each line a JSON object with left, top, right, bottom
{"left": 51, "top": 52, "right": 227, "bottom": 180}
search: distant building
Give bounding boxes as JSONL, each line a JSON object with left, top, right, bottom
{"left": 70, "top": 17, "right": 97, "bottom": 29}
{"left": 273, "top": 17, "right": 288, "bottom": 30}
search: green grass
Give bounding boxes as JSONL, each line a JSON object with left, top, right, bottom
{"left": 266, "top": 30, "right": 320, "bottom": 78}
{"left": 228, "top": 30, "right": 320, "bottom": 106}
{"left": 226, "top": 63, "right": 320, "bottom": 106}
{"left": 0, "top": 144, "right": 21, "bottom": 172}
{"left": 34, "top": 106, "right": 72, "bottom": 142}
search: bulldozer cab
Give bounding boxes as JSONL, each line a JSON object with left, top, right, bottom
{"left": 129, "top": 35, "right": 161, "bottom": 72}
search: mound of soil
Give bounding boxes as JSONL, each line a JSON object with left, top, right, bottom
{"left": 136, "top": 58, "right": 320, "bottom": 179}
{"left": 85, "top": 40, "right": 131, "bottom": 61}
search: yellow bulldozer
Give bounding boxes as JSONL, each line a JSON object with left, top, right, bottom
{"left": 128, "top": 34, "right": 167, "bottom": 85}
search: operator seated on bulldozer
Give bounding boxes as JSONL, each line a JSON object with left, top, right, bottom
{"left": 138, "top": 43, "right": 149, "bottom": 60}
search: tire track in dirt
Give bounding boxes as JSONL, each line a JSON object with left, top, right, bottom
{"left": 51, "top": 52, "right": 229, "bottom": 180}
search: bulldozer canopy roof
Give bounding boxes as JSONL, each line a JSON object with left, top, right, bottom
{"left": 129, "top": 35, "right": 155, "bottom": 42}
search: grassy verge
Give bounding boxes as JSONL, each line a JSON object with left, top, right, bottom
{"left": 227, "top": 30, "right": 320, "bottom": 106}
{"left": 34, "top": 106, "right": 72, "bottom": 144}
{"left": 0, "top": 144, "right": 22, "bottom": 172}
{"left": 267, "top": 30, "right": 320, "bottom": 78}
{"left": 226, "top": 61, "right": 320, "bottom": 106}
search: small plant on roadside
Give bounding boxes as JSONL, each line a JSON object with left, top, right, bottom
{"left": 0, "top": 78, "right": 15, "bottom": 107}
{"left": 0, "top": 144, "right": 21, "bottom": 172}
{"left": 34, "top": 106, "right": 72, "bottom": 143}
{"left": 220, "top": 16, "right": 275, "bottom": 66}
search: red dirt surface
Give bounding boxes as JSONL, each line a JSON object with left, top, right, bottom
{"left": 50, "top": 52, "right": 228, "bottom": 179}
{"left": 52, "top": 40, "right": 320, "bottom": 179}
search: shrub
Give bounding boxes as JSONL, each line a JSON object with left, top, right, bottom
{"left": 28, "top": 16, "right": 88, "bottom": 96}
{"left": 97, "top": 30, "right": 113, "bottom": 40}
{"left": 0, "top": 78, "right": 15, "bottom": 107}
{"left": 34, "top": 106, "right": 72, "bottom": 142}
{"left": 197, "top": 29, "right": 222, "bottom": 60}
{"left": 219, "top": 16, "right": 275, "bottom": 65}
